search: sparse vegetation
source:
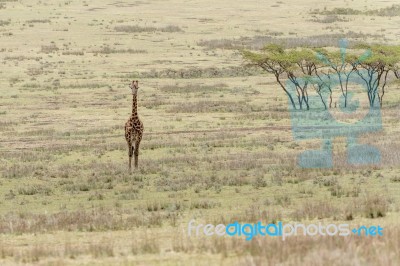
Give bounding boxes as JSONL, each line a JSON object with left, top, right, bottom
{"left": 0, "top": 0, "right": 399, "bottom": 265}
{"left": 0, "top": 20, "right": 10, "bottom": 26}
{"left": 198, "top": 32, "right": 384, "bottom": 50}
{"left": 91, "top": 46, "right": 147, "bottom": 54}
{"left": 133, "top": 66, "right": 262, "bottom": 79}
{"left": 40, "top": 44, "right": 59, "bottom": 53}
{"left": 114, "top": 25, "right": 183, "bottom": 33}
{"left": 311, "top": 5, "right": 400, "bottom": 17}
{"left": 159, "top": 83, "right": 228, "bottom": 93}
{"left": 310, "top": 15, "right": 350, "bottom": 23}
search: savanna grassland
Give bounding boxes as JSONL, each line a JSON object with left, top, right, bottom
{"left": 1, "top": 0, "right": 400, "bottom": 265}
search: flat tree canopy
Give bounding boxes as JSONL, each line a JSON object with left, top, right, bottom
{"left": 242, "top": 43, "right": 400, "bottom": 109}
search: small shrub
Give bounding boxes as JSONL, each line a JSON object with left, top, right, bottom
{"left": 40, "top": 44, "right": 59, "bottom": 53}
{"left": 114, "top": 25, "right": 182, "bottom": 33}
{"left": 190, "top": 200, "right": 220, "bottom": 209}
{"left": 18, "top": 185, "right": 52, "bottom": 196}
{"left": 390, "top": 176, "right": 400, "bottom": 182}
{"left": 89, "top": 242, "right": 114, "bottom": 258}
{"left": 310, "top": 15, "right": 350, "bottom": 23}
{"left": 0, "top": 20, "right": 10, "bottom": 26}
{"left": 363, "top": 195, "right": 389, "bottom": 218}
{"left": 253, "top": 176, "right": 267, "bottom": 189}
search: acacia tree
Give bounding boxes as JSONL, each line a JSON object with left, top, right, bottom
{"left": 243, "top": 43, "right": 400, "bottom": 109}
{"left": 308, "top": 70, "right": 335, "bottom": 109}
{"left": 313, "top": 66, "right": 335, "bottom": 108}
{"left": 242, "top": 44, "right": 297, "bottom": 109}
{"left": 285, "top": 49, "right": 320, "bottom": 110}
{"left": 242, "top": 45, "right": 319, "bottom": 110}
{"left": 351, "top": 44, "right": 400, "bottom": 107}
{"left": 314, "top": 46, "right": 360, "bottom": 108}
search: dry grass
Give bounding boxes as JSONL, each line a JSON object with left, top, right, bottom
{"left": 0, "top": 0, "right": 399, "bottom": 265}
{"left": 198, "top": 32, "right": 384, "bottom": 50}
{"left": 0, "top": 208, "right": 173, "bottom": 234}
{"left": 311, "top": 5, "right": 400, "bottom": 17}
{"left": 114, "top": 25, "right": 183, "bottom": 33}
{"left": 310, "top": 15, "right": 350, "bottom": 23}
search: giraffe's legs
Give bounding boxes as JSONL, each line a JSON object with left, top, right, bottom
{"left": 125, "top": 123, "right": 132, "bottom": 173}
{"left": 134, "top": 131, "right": 142, "bottom": 168}
{"left": 134, "top": 139, "right": 141, "bottom": 168}
{"left": 126, "top": 122, "right": 143, "bottom": 171}
{"left": 128, "top": 142, "right": 133, "bottom": 172}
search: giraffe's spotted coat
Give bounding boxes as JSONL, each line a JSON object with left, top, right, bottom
{"left": 125, "top": 80, "right": 144, "bottom": 171}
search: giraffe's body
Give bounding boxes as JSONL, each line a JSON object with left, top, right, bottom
{"left": 125, "top": 80, "right": 143, "bottom": 171}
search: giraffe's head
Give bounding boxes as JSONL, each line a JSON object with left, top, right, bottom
{"left": 129, "top": 80, "right": 139, "bottom": 95}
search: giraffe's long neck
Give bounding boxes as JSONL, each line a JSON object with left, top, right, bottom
{"left": 131, "top": 93, "right": 138, "bottom": 117}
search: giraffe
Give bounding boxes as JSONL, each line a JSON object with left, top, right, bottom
{"left": 125, "top": 80, "right": 144, "bottom": 171}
